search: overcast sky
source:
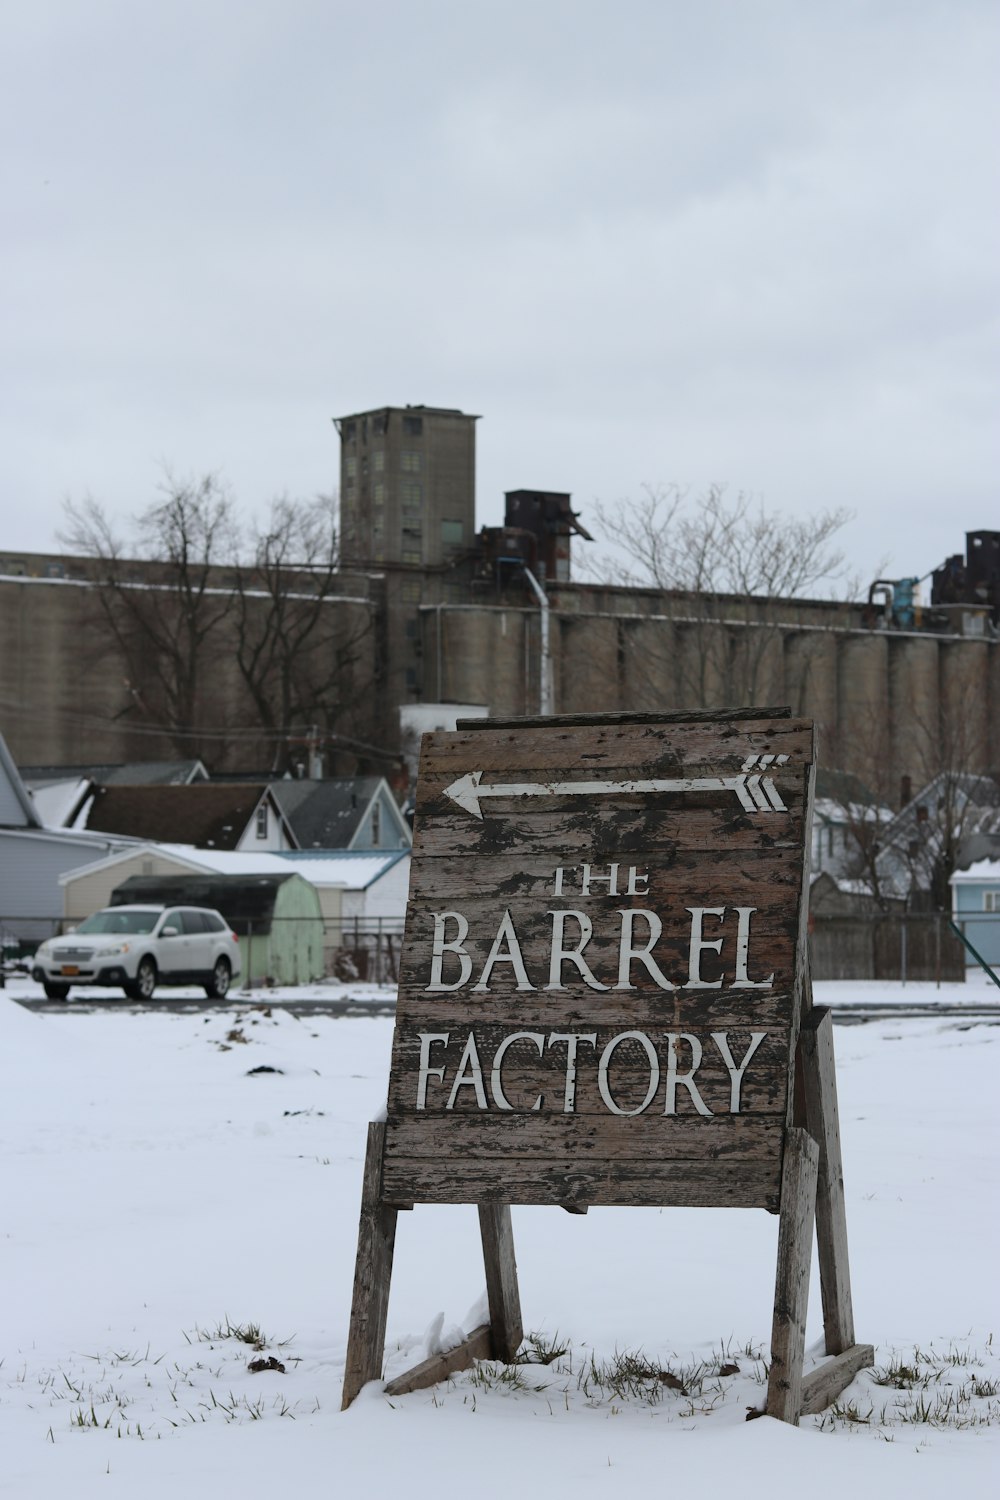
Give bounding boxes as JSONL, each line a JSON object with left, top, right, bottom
{"left": 2, "top": 0, "right": 997, "bottom": 592}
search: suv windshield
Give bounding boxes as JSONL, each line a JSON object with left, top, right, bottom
{"left": 76, "top": 910, "right": 160, "bottom": 936}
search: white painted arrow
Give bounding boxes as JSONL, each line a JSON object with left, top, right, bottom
{"left": 444, "top": 755, "right": 788, "bottom": 820}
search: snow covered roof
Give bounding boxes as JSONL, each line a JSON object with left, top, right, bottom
{"left": 950, "top": 858, "right": 1000, "bottom": 885}
{"left": 57, "top": 840, "right": 409, "bottom": 892}
{"left": 278, "top": 849, "right": 409, "bottom": 889}
{"left": 813, "top": 797, "right": 892, "bottom": 826}
{"left": 27, "top": 777, "right": 92, "bottom": 829}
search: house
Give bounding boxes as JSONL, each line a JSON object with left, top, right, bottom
{"left": 74, "top": 775, "right": 410, "bottom": 855}
{"left": 950, "top": 859, "right": 1000, "bottom": 968}
{"left": 109, "top": 871, "right": 324, "bottom": 987}
{"left": 874, "top": 772, "right": 1000, "bottom": 905}
{"left": 267, "top": 777, "right": 411, "bottom": 851}
{"left": 82, "top": 782, "right": 295, "bottom": 850}
{"left": 19, "top": 758, "right": 208, "bottom": 830}
{"left": 0, "top": 731, "right": 139, "bottom": 945}
{"left": 810, "top": 768, "right": 892, "bottom": 882}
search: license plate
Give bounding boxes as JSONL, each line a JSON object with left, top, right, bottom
{"left": 61, "top": 965, "right": 80, "bottom": 976}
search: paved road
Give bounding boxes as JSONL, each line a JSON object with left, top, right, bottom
{"left": 5, "top": 992, "right": 397, "bottom": 1018}
{"left": 6, "top": 992, "right": 999, "bottom": 1024}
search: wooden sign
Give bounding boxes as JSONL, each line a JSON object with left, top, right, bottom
{"left": 343, "top": 710, "right": 872, "bottom": 1423}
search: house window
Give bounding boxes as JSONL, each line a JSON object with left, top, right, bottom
{"left": 441, "top": 519, "right": 464, "bottom": 545}
{"left": 401, "top": 450, "right": 421, "bottom": 472}
{"left": 402, "top": 548, "right": 422, "bottom": 564}
{"left": 985, "top": 891, "right": 1000, "bottom": 912}
{"left": 373, "top": 450, "right": 385, "bottom": 472}
{"left": 345, "top": 455, "right": 357, "bottom": 478}
{"left": 374, "top": 482, "right": 385, "bottom": 503}
{"left": 256, "top": 806, "right": 269, "bottom": 839}
{"left": 371, "top": 802, "right": 381, "bottom": 846}
{"left": 401, "top": 480, "right": 422, "bottom": 505}
{"left": 403, "top": 415, "right": 423, "bottom": 436}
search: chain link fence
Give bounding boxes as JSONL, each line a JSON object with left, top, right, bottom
{"left": 5, "top": 911, "right": 996, "bottom": 988}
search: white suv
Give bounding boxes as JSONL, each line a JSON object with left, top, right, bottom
{"left": 33, "top": 905, "right": 242, "bottom": 1002}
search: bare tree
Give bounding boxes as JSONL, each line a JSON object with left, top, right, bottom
{"left": 593, "top": 484, "right": 854, "bottom": 598}
{"left": 232, "top": 494, "right": 376, "bottom": 773}
{"left": 584, "top": 485, "right": 856, "bottom": 709}
{"left": 826, "top": 669, "right": 1000, "bottom": 909}
{"left": 60, "top": 474, "right": 238, "bottom": 759}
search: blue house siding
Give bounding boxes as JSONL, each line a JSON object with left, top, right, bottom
{"left": 952, "top": 877, "right": 1000, "bottom": 966}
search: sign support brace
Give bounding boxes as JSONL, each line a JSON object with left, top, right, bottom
{"left": 765, "top": 1005, "right": 874, "bottom": 1421}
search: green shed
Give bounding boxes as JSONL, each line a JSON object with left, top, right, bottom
{"left": 111, "top": 872, "right": 323, "bottom": 986}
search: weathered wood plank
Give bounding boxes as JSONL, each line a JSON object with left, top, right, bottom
{"left": 381, "top": 1157, "right": 782, "bottom": 1211}
{"left": 341, "top": 1122, "right": 398, "bottom": 1410}
{"left": 799, "top": 1344, "right": 875, "bottom": 1416}
{"left": 387, "top": 1113, "right": 784, "bottom": 1159}
{"left": 387, "top": 1024, "right": 789, "bottom": 1121}
{"left": 479, "top": 1204, "right": 523, "bottom": 1361}
{"left": 393, "top": 989, "right": 795, "bottom": 1033}
{"left": 766, "top": 1127, "right": 820, "bottom": 1423}
{"left": 412, "top": 797, "right": 808, "bottom": 846}
{"left": 423, "top": 717, "right": 813, "bottom": 771}
{"left": 404, "top": 846, "right": 803, "bottom": 888}
{"left": 801, "top": 1006, "right": 857, "bottom": 1354}
{"left": 383, "top": 1324, "right": 494, "bottom": 1398}
{"left": 411, "top": 806, "right": 805, "bottom": 858}
{"left": 457, "top": 708, "right": 794, "bottom": 730}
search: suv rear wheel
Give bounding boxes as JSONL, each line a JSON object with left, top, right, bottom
{"left": 204, "top": 956, "right": 231, "bottom": 1000}
{"left": 124, "top": 956, "right": 157, "bottom": 1001}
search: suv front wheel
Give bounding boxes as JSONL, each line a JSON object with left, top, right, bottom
{"left": 204, "top": 956, "right": 232, "bottom": 1000}
{"left": 124, "top": 956, "right": 157, "bottom": 1001}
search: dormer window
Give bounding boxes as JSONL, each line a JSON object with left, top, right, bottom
{"left": 256, "top": 805, "right": 268, "bottom": 840}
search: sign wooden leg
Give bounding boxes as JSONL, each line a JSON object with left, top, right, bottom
{"left": 800, "top": 1007, "right": 854, "bottom": 1353}
{"left": 796, "top": 1006, "right": 875, "bottom": 1414}
{"left": 342, "top": 1122, "right": 398, "bottom": 1409}
{"left": 766, "top": 1126, "right": 819, "bottom": 1423}
{"left": 478, "top": 1203, "right": 524, "bottom": 1361}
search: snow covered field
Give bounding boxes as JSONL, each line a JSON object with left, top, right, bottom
{"left": 2, "top": 974, "right": 998, "bottom": 1498}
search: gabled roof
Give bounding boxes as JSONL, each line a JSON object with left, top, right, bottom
{"left": 873, "top": 771, "right": 1000, "bottom": 896}
{"left": 951, "top": 858, "right": 1000, "bottom": 885}
{"left": 84, "top": 783, "right": 291, "bottom": 850}
{"left": 26, "top": 777, "right": 93, "bottom": 829}
{"left": 57, "top": 841, "right": 408, "bottom": 894}
{"left": 0, "top": 732, "right": 42, "bottom": 828}
{"left": 877, "top": 772, "right": 1000, "bottom": 850}
{"left": 20, "top": 759, "right": 208, "bottom": 787}
{"left": 267, "top": 777, "right": 409, "bottom": 849}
